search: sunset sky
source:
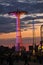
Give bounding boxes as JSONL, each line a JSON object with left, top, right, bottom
{"left": 0, "top": 0, "right": 43, "bottom": 48}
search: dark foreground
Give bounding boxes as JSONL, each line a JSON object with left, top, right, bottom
{"left": 0, "top": 46, "right": 43, "bottom": 65}
{"left": 0, "top": 61, "right": 43, "bottom": 65}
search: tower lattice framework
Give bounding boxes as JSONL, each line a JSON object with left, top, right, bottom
{"left": 8, "top": 10, "right": 27, "bottom": 51}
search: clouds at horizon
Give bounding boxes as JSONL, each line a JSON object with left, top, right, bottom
{"left": 0, "top": 13, "right": 43, "bottom": 33}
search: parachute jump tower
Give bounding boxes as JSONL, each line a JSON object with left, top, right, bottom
{"left": 8, "top": 10, "right": 27, "bottom": 51}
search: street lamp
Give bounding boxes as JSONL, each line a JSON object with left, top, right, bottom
{"left": 32, "top": 20, "right": 36, "bottom": 55}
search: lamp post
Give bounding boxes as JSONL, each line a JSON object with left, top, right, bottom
{"left": 40, "top": 25, "right": 43, "bottom": 52}
{"left": 32, "top": 20, "right": 36, "bottom": 55}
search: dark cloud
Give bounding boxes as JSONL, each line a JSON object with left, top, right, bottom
{"left": 21, "top": 16, "right": 43, "bottom": 21}
{"left": 0, "top": 0, "right": 43, "bottom": 3}
{"left": 0, "top": 16, "right": 29, "bottom": 33}
{"left": 27, "top": 21, "right": 43, "bottom": 24}
{"left": 0, "top": 24, "right": 16, "bottom": 33}
{"left": 0, "top": 17, "right": 17, "bottom": 25}
{"left": 0, "top": 1, "right": 43, "bottom": 33}
{"left": 0, "top": 15, "right": 43, "bottom": 33}
{"left": 0, "top": 2, "right": 43, "bottom": 14}
{"left": 0, "top": 17, "right": 16, "bottom": 33}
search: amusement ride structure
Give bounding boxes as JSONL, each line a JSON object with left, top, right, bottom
{"left": 8, "top": 9, "right": 27, "bottom": 51}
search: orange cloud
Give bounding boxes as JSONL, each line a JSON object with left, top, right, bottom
{"left": 0, "top": 26, "right": 40, "bottom": 39}
{"left": 0, "top": 32, "right": 16, "bottom": 39}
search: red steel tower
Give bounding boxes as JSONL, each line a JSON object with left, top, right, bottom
{"left": 8, "top": 10, "right": 27, "bottom": 51}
